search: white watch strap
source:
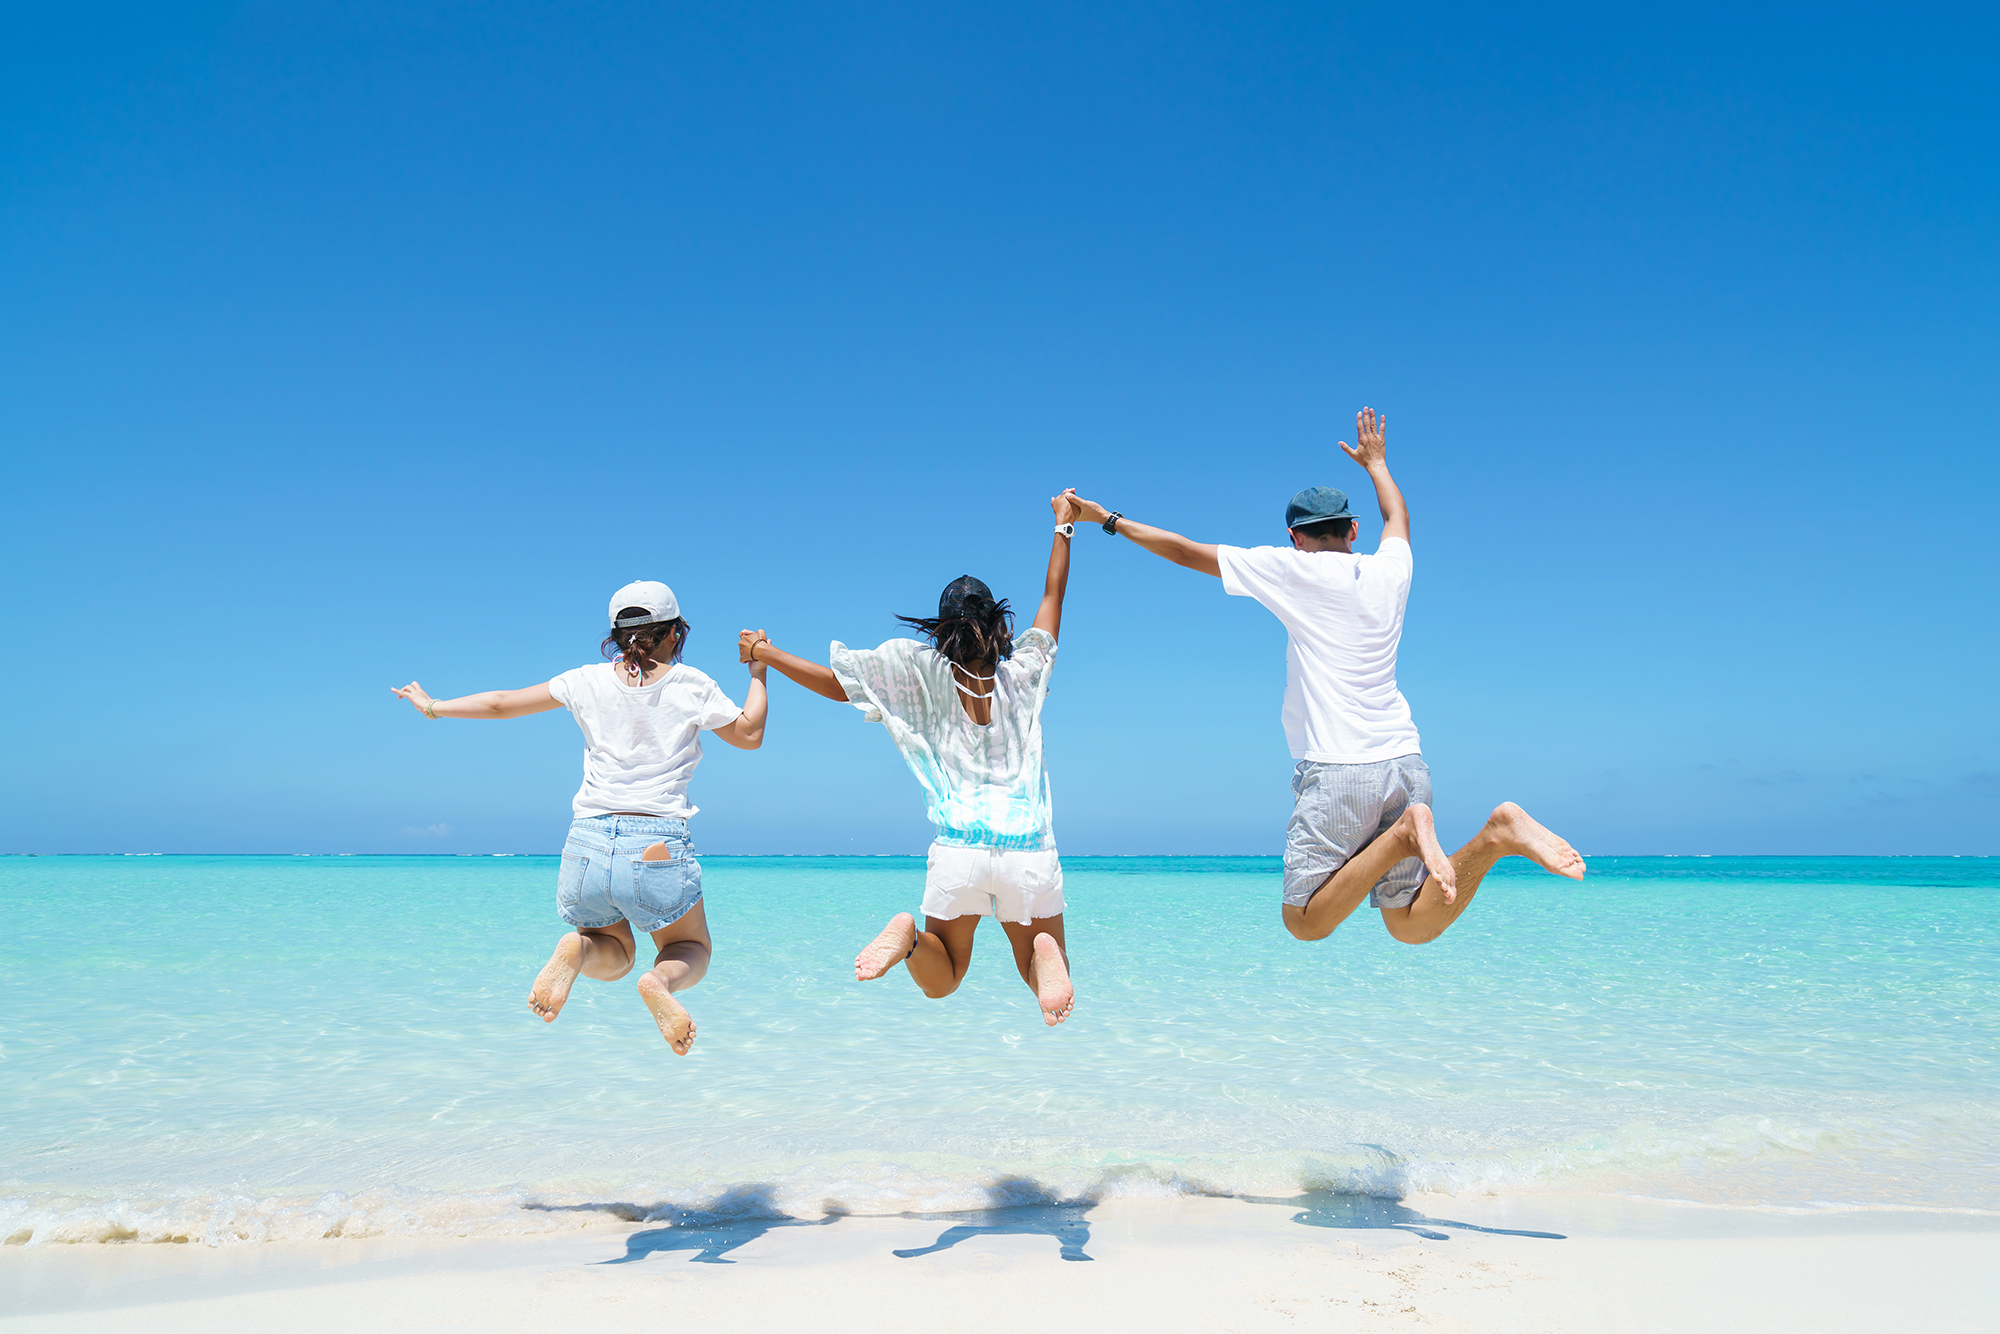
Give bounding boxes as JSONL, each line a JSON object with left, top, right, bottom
{"left": 1054, "top": 522, "right": 1075, "bottom": 537}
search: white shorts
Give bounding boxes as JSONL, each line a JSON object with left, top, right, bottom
{"left": 921, "top": 842, "right": 1066, "bottom": 925}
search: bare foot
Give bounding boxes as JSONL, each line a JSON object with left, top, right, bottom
{"left": 1400, "top": 803, "right": 1459, "bottom": 902}
{"left": 636, "top": 971, "right": 696, "bottom": 1055}
{"left": 855, "top": 912, "right": 917, "bottom": 981}
{"left": 529, "top": 934, "right": 584, "bottom": 1022}
{"left": 1487, "top": 802, "right": 1586, "bottom": 879}
{"left": 1031, "top": 933, "right": 1073, "bottom": 1026}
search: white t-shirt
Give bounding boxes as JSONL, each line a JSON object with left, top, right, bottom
{"left": 1217, "top": 537, "right": 1421, "bottom": 764}
{"left": 828, "top": 627, "right": 1058, "bottom": 851}
{"left": 546, "top": 662, "right": 744, "bottom": 820}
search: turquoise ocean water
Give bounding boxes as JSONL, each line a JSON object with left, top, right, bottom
{"left": 2, "top": 854, "right": 1995, "bottom": 1245}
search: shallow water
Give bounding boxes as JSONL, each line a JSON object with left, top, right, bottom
{"left": 2, "top": 854, "right": 1995, "bottom": 1244}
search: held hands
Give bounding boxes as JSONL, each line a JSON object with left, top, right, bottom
{"left": 737, "top": 628, "right": 771, "bottom": 676}
{"left": 1050, "top": 490, "right": 1081, "bottom": 525}
{"left": 1061, "top": 488, "right": 1110, "bottom": 526}
{"left": 1339, "top": 407, "right": 1388, "bottom": 472}
{"left": 391, "top": 681, "right": 437, "bottom": 717}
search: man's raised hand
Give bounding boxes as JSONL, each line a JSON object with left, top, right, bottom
{"left": 1339, "top": 407, "right": 1388, "bottom": 471}
{"left": 738, "top": 628, "right": 770, "bottom": 664}
{"left": 1050, "top": 491, "right": 1081, "bottom": 524}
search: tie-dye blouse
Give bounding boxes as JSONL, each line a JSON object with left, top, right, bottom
{"left": 828, "top": 627, "right": 1058, "bottom": 851}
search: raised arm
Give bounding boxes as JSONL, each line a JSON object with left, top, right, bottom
{"left": 1063, "top": 490, "right": 1221, "bottom": 578}
{"left": 738, "top": 629, "right": 849, "bottom": 703}
{"left": 1340, "top": 407, "right": 1409, "bottom": 545}
{"left": 1033, "top": 492, "right": 1077, "bottom": 641}
{"left": 391, "top": 680, "right": 564, "bottom": 720}
{"left": 709, "top": 655, "right": 769, "bottom": 750}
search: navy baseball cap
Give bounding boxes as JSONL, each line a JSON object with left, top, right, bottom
{"left": 938, "top": 575, "right": 995, "bottom": 620}
{"left": 1285, "top": 486, "right": 1355, "bottom": 529}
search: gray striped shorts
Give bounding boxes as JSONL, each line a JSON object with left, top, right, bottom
{"left": 1282, "top": 754, "right": 1433, "bottom": 909}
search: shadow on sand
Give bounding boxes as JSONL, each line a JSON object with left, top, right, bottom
{"left": 529, "top": 1185, "right": 845, "bottom": 1266}
{"left": 1239, "top": 1191, "right": 1566, "bottom": 1241}
{"left": 892, "top": 1176, "right": 1095, "bottom": 1262}
{"left": 541, "top": 1177, "right": 1560, "bottom": 1268}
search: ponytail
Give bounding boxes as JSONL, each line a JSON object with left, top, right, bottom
{"left": 601, "top": 610, "right": 689, "bottom": 675}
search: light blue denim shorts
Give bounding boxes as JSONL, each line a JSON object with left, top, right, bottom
{"left": 556, "top": 815, "right": 703, "bottom": 932}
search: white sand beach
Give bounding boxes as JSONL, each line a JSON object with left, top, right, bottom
{"left": 5, "top": 1193, "right": 1995, "bottom": 1333}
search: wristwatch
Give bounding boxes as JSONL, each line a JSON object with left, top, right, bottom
{"left": 1102, "top": 511, "right": 1123, "bottom": 535}
{"left": 1054, "top": 522, "right": 1075, "bottom": 537}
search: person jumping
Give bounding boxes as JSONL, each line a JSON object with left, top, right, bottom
{"left": 391, "top": 580, "right": 767, "bottom": 1054}
{"left": 1064, "top": 409, "right": 1584, "bottom": 946}
{"left": 738, "top": 496, "right": 1080, "bottom": 1024}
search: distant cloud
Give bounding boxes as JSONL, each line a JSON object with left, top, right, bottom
{"left": 404, "top": 823, "right": 452, "bottom": 837}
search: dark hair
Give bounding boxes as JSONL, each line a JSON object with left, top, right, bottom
{"left": 601, "top": 609, "right": 690, "bottom": 675}
{"left": 1292, "top": 516, "right": 1357, "bottom": 541}
{"left": 896, "top": 597, "right": 1014, "bottom": 669}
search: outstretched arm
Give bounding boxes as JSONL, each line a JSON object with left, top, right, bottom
{"left": 738, "top": 629, "right": 849, "bottom": 702}
{"left": 1063, "top": 490, "right": 1220, "bottom": 578}
{"left": 391, "top": 681, "right": 563, "bottom": 720}
{"left": 1341, "top": 407, "right": 1409, "bottom": 545}
{"left": 1033, "top": 492, "right": 1077, "bottom": 641}
{"left": 709, "top": 657, "right": 769, "bottom": 750}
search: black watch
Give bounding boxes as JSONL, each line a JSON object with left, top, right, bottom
{"left": 1102, "top": 511, "right": 1123, "bottom": 535}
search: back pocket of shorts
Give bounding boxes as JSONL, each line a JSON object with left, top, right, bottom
{"left": 636, "top": 855, "right": 700, "bottom": 922}
{"left": 557, "top": 852, "right": 590, "bottom": 912}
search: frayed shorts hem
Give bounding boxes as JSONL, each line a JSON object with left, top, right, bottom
{"left": 921, "top": 842, "right": 1066, "bottom": 925}
{"left": 559, "top": 893, "right": 703, "bottom": 933}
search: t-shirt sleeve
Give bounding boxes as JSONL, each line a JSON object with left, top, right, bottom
{"left": 1365, "top": 536, "right": 1414, "bottom": 586}
{"left": 547, "top": 666, "right": 585, "bottom": 708}
{"left": 692, "top": 671, "right": 744, "bottom": 730}
{"left": 828, "top": 638, "right": 931, "bottom": 726}
{"left": 1217, "top": 544, "right": 1297, "bottom": 606}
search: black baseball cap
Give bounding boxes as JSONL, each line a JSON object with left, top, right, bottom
{"left": 938, "top": 575, "right": 995, "bottom": 620}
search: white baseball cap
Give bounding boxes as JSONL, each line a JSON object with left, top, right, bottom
{"left": 609, "top": 580, "right": 680, "bottom": 628}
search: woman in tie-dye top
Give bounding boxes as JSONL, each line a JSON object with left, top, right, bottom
{"left": 741, "top": 493, "right": 1079, "bottom": 1025}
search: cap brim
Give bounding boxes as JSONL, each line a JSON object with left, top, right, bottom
{"left": 1288, "top": 513, "right": 1355, "bottom": 527}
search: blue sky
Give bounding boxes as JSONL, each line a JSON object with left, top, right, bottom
{"left": 2, "top": 2, "right": 1994, "bottom": 855}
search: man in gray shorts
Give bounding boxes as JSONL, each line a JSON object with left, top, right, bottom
{"left": 1066, "top": 408, "right": 1585, "bottom": 943}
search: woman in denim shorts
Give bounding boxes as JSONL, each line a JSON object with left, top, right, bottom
{"left": 392, "top": 580, "right": 767, "bottom": 1055}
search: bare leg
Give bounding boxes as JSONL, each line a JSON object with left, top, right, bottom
{"left": 853, "top": 908, "right": 985, "bottom": 998}
{"left": 856, "top": 912, "right": 919, "bottom": 981}
{"left": 1000, "top": 916, "right": 1073, "bottom": 1025}
{"left": 636, "top": 900, "right": 711, "bottom": 1055}
{"left": 1383, "top": 802, "right": 1585, "bottom": 944}
{"left": 528, "top": 922, "right": 636, "bottom": 1021}
{"left": 1282, "top": 803, "right": 1455, "bottom": 942}
{"left": 908, "top": 915, "right": 980, "bottom": 998}
{"left": 855, "top": 911, "right": 982, "bottom": 999}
